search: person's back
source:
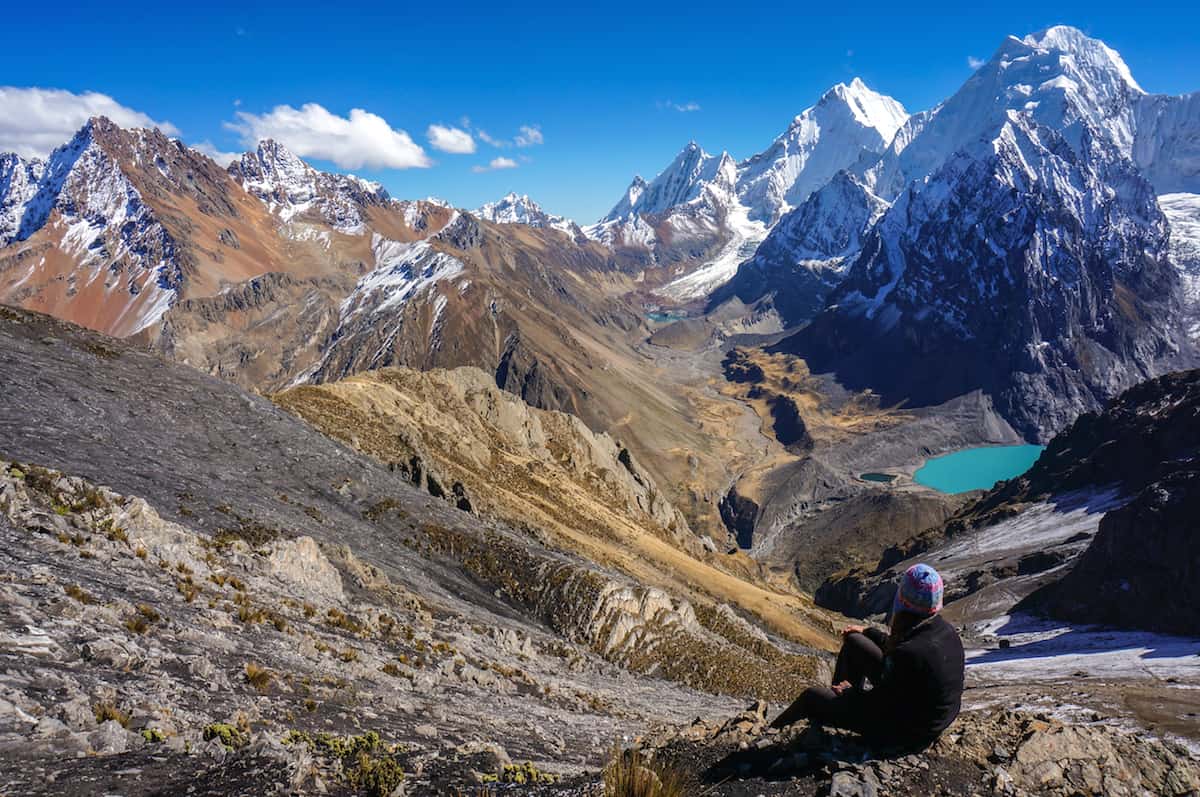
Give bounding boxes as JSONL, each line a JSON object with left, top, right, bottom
{"left": 865, "top": 611, "right": 964, "bottom": 747}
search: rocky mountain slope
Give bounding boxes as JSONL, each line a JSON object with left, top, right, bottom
{"left": 1033, "top": 468, "right": 1199, "bottom": 636}
{"left": 627, "top": 701, "right": 1199, "bottom": 796}
{"left": 270, "top": 366, "right": 834, "bottom": 639}
{"left": 0, "top": 305, "right": 839, "bottom": 792}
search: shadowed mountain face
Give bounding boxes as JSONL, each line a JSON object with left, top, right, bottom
{"left": 775, "top": 113, "right": 1192, "bottom": 442}
{"left": 1028, "top": 469, "right": 1200, "bottom": 635}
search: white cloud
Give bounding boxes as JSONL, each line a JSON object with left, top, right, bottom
{"left": 472, "top": 156, "right": 519, "bottom": 173}
{"left": 515, "top": 124, "right": 543, "bottom": 147}
{"left": 192, "top": 141, "right": 242, "bottom": 167}
{"left": 659, "top": 100, "right": 701, "bottom": 113}
{"left": 477, "top": 129, "right": 506, "bottom": 148}
{"left": 426, "top": 124, "right": 475, "bottom": 154}
{"left": 0, "top": 86, "right": 178, "bottom": 159}
{"left": 475, "top": 124, "right": 544, "bottom": 148}
{"left": 967, "top": 55, "right": 986, "bottom": 70}
{"left": 227, "top": 103, "right": 430, "bottom": 170}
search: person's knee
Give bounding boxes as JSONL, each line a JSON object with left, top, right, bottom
{"left": 842, "top": 631, "right": 882, "bottom": 664}
{"left": 842, "top": 631, "right": 873, "bottom": 653}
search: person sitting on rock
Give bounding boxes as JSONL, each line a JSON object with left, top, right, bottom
{"left": 770, "top": 563, "right": 964, "bottom": 750}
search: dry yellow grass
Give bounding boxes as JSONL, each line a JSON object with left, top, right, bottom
{"left": 720, "top": 348, "right": 912, "bottom": 446}
{"left": 273, "top": 369, "right": 839, "bottom": 651}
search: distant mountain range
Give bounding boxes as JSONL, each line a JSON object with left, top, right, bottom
{"left": 1, "top": 25, "right": 1198, "bottom": 445}
{"left": 582, "top": 78, "right": 909, "bottom": 299}
{"left": 473, "top": 192, "right": 579, "bottom": 236}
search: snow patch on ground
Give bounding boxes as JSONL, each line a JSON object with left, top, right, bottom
{"left": 930, "top": 489, "right": 1124, "bottom": 570}
{"left": 967, "top": 613, "right": 1200, "bottom": 683}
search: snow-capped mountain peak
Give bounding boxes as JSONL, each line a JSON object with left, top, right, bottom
{"left": 0, "top": 116, "right": 195, "bottom": 335}
{"left": 585, "top": 80, "right": 908, "bottom": 296}
{"left": 1022, "top": 25, "right": 1143, "bottom": 94}
{"left": 736, "top": 78, "right": 908, "bottom": 224}
{"left": 867, "top": 25, "right": 1148, "bottom": 200}
{"left": 229, "top": 139, "right": 390, "bottom": 234}
{"left": 814, "top": 77, "right": 910, "bottom": 142}
{"left": 601, "top": 141, "right": 735, "bottom": 223}
{"left": 473, "top": 192, "right": 575, "bottom": 233}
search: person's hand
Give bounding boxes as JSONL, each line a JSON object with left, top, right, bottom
{"left": 841, "top": 625, "right": 866, "bottom": 636}
{"left": 831, "top": 680, "right": 852, "bottom": 695}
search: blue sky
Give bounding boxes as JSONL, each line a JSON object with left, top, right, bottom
{"left": 1, "top": 0, "right": 1197, "bottom": 222}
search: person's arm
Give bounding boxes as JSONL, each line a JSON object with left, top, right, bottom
{"left": 862, "top": 626, "right": 889, "bottom": 649}
{"left": 861, "top": 647, "right": 919, "bottom": 718}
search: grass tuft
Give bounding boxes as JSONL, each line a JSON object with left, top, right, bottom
{"left": 603, "top": 748, "right": 686, "bottom": 797}
{"left": 65, "top": 584, "right": 96, "bottom": 605}
{"left": 93, "top": 702, "right": 131, "bottom": 728}
{"left": 244, "top": 662, "right": 273, "bottom": 692}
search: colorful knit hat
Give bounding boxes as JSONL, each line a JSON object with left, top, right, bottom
{"left": 892, "top": 563, "right": 944, "bottom": 617}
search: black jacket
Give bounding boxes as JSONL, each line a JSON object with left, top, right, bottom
{"left": 861, "top": 614, "right": 964, "bottom": 746}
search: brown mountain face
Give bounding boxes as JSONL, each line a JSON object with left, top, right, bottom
{"left": 145, "top": 209, "right": 762, "bottom": 542}
{"left": 0, "top": 118, "right": 769, "bottom": 547}
{"left": 0, "top": 118, "right": 454, "bottom": 338}
{"left": 1, "top": 119, "right": 285, "bottom": 335}
{"left": 270, "top": 366, "right": 837, "bottom": 647}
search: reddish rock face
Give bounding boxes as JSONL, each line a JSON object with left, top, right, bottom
{"left": 0, "top": 117, "right": 453, "bottom": 338}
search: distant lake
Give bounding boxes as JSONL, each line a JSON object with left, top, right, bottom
{"left": 914, "top": 445, "right": 1044, "bottom": 494}
{"left": 647, "top": 311, "right": 687, "bottom": 324}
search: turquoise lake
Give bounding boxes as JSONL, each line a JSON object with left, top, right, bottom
{"left": 913, "top": 445, "right": 1045, "bottom": 494}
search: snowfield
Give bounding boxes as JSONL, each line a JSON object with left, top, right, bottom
{"left": 968, "top": 613, "right": 1200, "bottom": 683}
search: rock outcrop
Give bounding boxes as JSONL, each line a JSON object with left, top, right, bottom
{"left": 1027, "top": 469, "right": 1200, "bottom": 635}
{"left": 621, "top": 703, "right": 1200, "bottom": 796}
{"left": 274, "top": 366, "right": 691, "bottom": 542}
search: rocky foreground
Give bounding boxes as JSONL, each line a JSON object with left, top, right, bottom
{"left": 2, "top": 463, "right": 1190, "bottom": 792}
{"left": 629, "top": 701, "right": 1200, "bottom": 797}
{"left": 0, "top": 309, "right": 1196, "bottom": 793}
